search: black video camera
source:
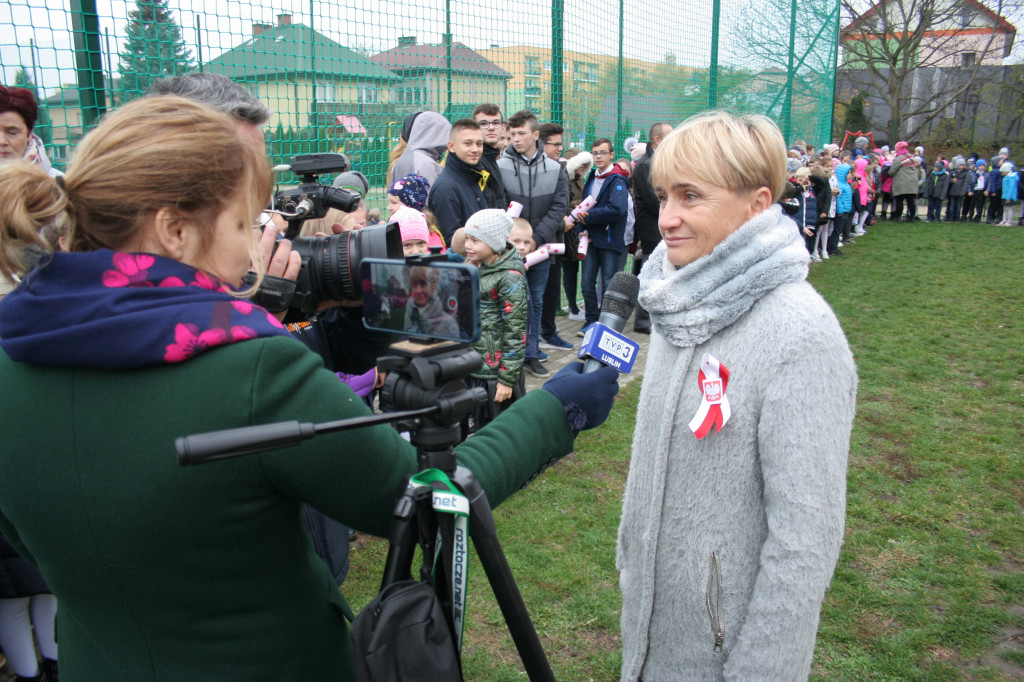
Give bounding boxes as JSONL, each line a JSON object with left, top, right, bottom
{"left": 256, "top": 153, "right": 403, "bottom": 315}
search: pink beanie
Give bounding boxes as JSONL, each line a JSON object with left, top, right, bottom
{"left": 894, "top": 141, "right": 909, "bottom": 155}
{"left": 392, "top": 207, "right": 430, "bottom": 244}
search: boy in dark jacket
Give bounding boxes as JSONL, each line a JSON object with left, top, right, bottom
{"left": 570, "top": 137, "right": 630, "bottom": 334}
{"left": 427, "top": 119, "right": 491, "bottom": 243}
{"left": 462, "top": 209, "right": 528, "bottom": 432}
{"left": 792, "top": 169, "right": 820, "bottom": 260}
{"left": 925, "top": 162, "right": 950, "bottom": 222}
{"left": 947, "top": 159, "right": 969, "bottom": 222}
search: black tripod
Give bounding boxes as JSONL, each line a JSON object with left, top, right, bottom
{"left": 175, "top": 339, "right": 555, "bottom": 681}
{"left": 373, "top": 340, "right": 555, "bottom": 680}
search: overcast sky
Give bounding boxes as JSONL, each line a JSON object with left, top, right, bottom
{"left": 2, "top": 0, "right": 1022, "bottom": 95}
{"left": 0, "top": 0, "right": 728, "bottom": 93}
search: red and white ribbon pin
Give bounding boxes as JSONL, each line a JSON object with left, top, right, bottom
{"left": 688, "top": 353, "right": 731, "bottom": 439}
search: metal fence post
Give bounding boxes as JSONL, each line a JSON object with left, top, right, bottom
{"left": 551, "top": 0, "right": 564, "bottom": 126}
{"left": 783, "top": 0, "right": 797, "bottom": 142}
{"left": 69, "top": 0, "right": 107, "bottom": 128}
{"left": 709, "top": 0, "right": 720, "bottom": 109}
{"left": 616, "top": 0, "right": 624, "bottom": 145}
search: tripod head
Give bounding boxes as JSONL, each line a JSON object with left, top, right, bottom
{"left": 175, "top": 340, "right": 486, "bottom": 467}
{"left": 376, "top": 339, "right": 487, "bottom": 473}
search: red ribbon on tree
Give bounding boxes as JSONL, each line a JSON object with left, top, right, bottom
{"left": 688, "top": 353, "right": 731, "bottom": 439}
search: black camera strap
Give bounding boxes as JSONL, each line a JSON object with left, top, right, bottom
{"left": 245, "top": 273, "right": 297, "bottom": 313}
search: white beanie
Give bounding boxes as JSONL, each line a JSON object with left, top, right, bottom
{"left": 463, "top": 209, "right": 512, "bottom": 254}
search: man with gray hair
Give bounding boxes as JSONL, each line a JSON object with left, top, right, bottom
{"left": 146, "top": 73, "right": 271, "bottom": 149}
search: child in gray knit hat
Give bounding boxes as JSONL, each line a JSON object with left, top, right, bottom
{"left": 462, "top": 208, "right": 528, "bottom": 433}
{"left": 463, "top": 209, "right": 512, "bottom": 259}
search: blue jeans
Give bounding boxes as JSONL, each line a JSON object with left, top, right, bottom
{"left": 927, "top": 198, "right": 943, "bottom": 221}
{"left": 947, "top": 195, "right": 963, "bottom": 221}
{"left": 524, "top": 258, "right": 550, "bottom": 360}
{"left": 581, "top": 246, "right": 621, "bottom": 324}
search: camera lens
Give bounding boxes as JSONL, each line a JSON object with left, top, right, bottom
{"left": 296, "top": 222, "right": 403, "bottom": 303}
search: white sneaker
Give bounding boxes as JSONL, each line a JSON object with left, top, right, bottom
{"left": 810, "top": 254, "right": 822, "bottom": 262}
{"left": 821, "top": 251, "right": 829, "bottom": 260}
{"left": 567, "top": 310, "right": 585, "bottom": 321}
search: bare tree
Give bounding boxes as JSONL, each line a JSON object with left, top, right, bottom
{"left": 840, "top": 0, "right": 1017, "bottom": 142}
{"left": 731, "top": 0, "right": 843, "bottom": 141}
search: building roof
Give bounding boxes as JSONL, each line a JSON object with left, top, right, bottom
{"left": 843, "top": 0, "right": 1016, "bottom": 38}
{"left": 205, "top": 23, "right": 400, "bottom": 82}
{"left": 371, "top": 42, "right": 511, "bottom": 80}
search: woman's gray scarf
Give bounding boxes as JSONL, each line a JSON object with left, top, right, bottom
{"left": 639, "top": 204, "right": 809, "bottom": 348}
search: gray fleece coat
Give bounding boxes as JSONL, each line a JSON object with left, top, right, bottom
{"left": 618, "top": 204, "right": 857, "bottom": 681}
{"left": 390, "top": 112, "right": 451, "bottom": 189}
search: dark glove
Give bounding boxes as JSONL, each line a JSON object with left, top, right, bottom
{"left": 542, "top": 362, "right": 620, "bottom": 435}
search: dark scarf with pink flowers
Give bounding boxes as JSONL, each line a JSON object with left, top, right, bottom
{"left": 0, "top": 250, "right": 289, "bottom": 369}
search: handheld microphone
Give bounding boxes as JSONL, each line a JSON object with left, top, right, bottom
{"left": 581, "top": 272, "right": 640, "bottom": 374}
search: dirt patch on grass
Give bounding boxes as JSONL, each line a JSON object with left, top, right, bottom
{"left": 858, "top": 430, "right": 919, "bottom": 482}
{"left": 549, "top": 627, "right": 621, "bottom": 661}
{"left": 975, "top": 621, "right": 1024, "bottom": 679}
{"left": 853, "top": 611, "right": 901, "bottom": 639}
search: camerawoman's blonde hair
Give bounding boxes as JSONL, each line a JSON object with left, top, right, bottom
{"left": 652, "top": 111, "right": 787, "bottom": 203}
{"left": 0, "top": 96, "right": 272, "bottom": 289}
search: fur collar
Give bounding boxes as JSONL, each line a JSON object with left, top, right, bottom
{"left": 639, "top": 204, "right": 809, "bottom": 348}
{"left": 565, "top": 151, "right": 593, "bottom": 176}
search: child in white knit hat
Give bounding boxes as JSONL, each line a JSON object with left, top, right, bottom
{"left": 462, "top": 209, "right": 528, "bottom": 432}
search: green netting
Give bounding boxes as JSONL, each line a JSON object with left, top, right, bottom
{"left": 1, "top": 0, "right": 839, "bottom": 192}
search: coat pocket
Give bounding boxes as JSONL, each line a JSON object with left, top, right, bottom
{"left": 705, "top": 551, "right": 724, "bottom": 652}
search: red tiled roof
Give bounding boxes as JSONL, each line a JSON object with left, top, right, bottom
{"left": 843, "top": 0, "right": 1016, "bottom": 37}
{"left": 371, "top": 42, "right": 512, "bottom": 79}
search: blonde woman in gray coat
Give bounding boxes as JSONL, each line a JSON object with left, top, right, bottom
{"left": 618, "top": 111, "right": 857, "bottom": 681}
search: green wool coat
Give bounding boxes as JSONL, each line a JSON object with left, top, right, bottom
{"left": 0, "top": 335, "right": 574, "bottom": 681}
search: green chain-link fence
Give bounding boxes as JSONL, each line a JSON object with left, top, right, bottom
{"left": 2, "top": 0, "right": 839, "bottom": 196}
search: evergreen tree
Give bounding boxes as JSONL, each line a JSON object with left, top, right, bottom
{"left": 12, "top": 67, "right": 52, "bottom": 147}
{"left": 843, "top": 91, "right": 872, "bottom": 138}
{"left": 118, "top": 0, "right": 194, "bottom": 100}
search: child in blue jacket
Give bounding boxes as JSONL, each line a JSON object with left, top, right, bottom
{"left": 999, "top": 163, "right": 1019, "bottom": 226}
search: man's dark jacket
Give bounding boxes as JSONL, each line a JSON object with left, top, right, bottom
{"left": 427, "top": 154, "right": 490, "bottom": 243}
{"left": 480, "top": 143, "right": 509, "bottom": 210}
{"left": 632, "top": 146, "right": 661, "bottom": 244}
{"left": 578, "top": 167, "right": 630, "bottom": 254}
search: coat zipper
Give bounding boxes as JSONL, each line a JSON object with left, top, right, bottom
{"left": 705, "top": 551, "right": 724, "bottom": 652}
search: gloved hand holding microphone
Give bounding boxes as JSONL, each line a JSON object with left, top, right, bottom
{"left": 541, "top": 272, "right": 641, "bottom": 434}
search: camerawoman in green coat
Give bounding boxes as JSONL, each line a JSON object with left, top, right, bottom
{"left": 0, "top": 97, "right": 620, "bottom": 681}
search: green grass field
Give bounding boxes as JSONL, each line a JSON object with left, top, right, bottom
{"left": 344, "top": 219, "right": 1024, "bottom": 681}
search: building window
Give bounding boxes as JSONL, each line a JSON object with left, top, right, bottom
{"left": 525, "top": 56, "right": 540, "bottom": 76}
{"left": 962, "top": 52, "right": 976, "bottom": 69}
{"left": 544, "top": 59, "right": 551, "bottom": 71}
{"left": 358, "top": 85, "right": 377, "bottom": 103}
{"left": 396, "top": 87, "right": 423, "bottom": 104}
{"left": 319, "top": 84, "right": 336, "bottom": 102}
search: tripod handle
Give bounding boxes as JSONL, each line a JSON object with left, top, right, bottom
{"left": 176, "top": 421, "right": 315, "bottom": 466}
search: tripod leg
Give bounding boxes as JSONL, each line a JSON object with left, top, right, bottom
{"left": 377, "top": 486, "right": 424, "bottom": 591}
{"left": 452, "top": 466, "right": 556, "bottom": 682}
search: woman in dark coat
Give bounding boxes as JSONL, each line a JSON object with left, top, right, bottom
{"left": 0, "top": 96, "right": 619, "bottom": 681}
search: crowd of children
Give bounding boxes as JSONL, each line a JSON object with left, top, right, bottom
{"left": 780, "top": 138, "right": 1022, "bottom": 263}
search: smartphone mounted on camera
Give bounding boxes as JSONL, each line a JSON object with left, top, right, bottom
{"left": 360, "top": 259, "right": 480, "bottom": 343}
